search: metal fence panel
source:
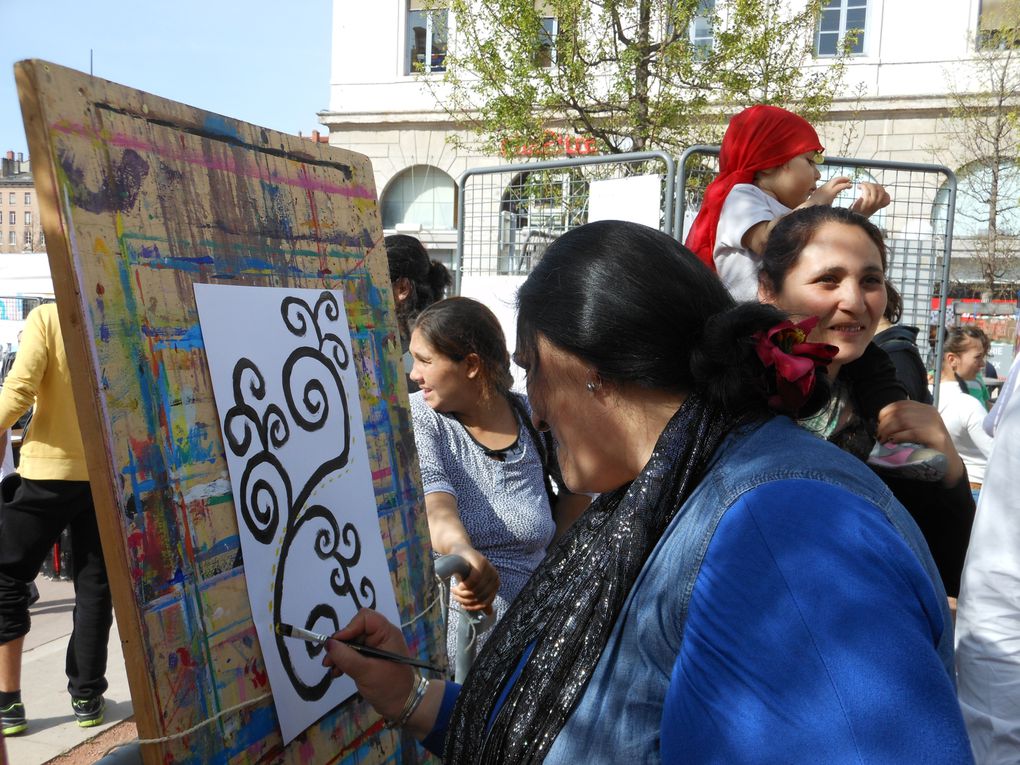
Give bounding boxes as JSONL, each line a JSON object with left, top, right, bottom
{"left": 456, "top": 152, "right": 676, "bottom": 289}
{"left": 676, "top": 146, "right": 957, "bottom": 401}
{"left": 454, "top": 152, "right": 675, "bottom": 386}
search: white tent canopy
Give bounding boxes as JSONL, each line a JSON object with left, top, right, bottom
{"left": 0, "top": 253, "right": 53, "bottom": 298}
{"left": 0, "top": 252, "right": 53, "bottom": 349}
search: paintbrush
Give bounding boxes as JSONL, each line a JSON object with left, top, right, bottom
{"left": 276, "top": 622, "right": 442, "bottom": 673}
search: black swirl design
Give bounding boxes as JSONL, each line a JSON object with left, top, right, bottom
{"left": 223, "top": 291, "right": 379, "bottom": 701}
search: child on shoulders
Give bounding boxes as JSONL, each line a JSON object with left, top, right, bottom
{"left": 687, "top": 105, "right": 944, "bottom": 482}
{"left": 687, "top": 104, "right": 889, "bottom": 301}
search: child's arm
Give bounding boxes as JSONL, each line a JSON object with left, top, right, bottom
{"left": 742, "top": 176, "right": 854, "bottom": 255}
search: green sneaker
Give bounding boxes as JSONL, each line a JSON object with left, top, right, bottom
{"left": 1, "top": 701, "right": 27, "bottom": 736}
{"left": 71, "top": 695, "right": 105, "bottom": 728}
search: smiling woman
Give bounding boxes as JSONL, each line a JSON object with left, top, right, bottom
{"left": 758, "top": 217, "right": 887, "bottom": 379}
{"left": 323, "top": 220, "right": 971, "bottom": 765}
{"left": 760, "top": 205, "right": 977, "bottom": 598}
{"left": 406, "top": 297, "right": 586, "bottom": 668}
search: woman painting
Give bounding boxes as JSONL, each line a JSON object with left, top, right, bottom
{"left": 322, "top": 221, "right": 970, "bottom": 763}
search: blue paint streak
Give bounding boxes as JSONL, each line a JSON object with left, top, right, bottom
{"left": 202, "top": 114, "right": 242, "bottom": 141}
{"left": 148, "top": 324, "right": 205, "bottom": 352}
{"left": 167, "top": 567, "right": 185, "bottom": 586}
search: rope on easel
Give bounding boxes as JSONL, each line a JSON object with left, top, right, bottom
{"left": 100, "top": 588, "right": 445, "bottom": 758}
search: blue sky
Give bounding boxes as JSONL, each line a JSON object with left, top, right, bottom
{"left": 1, "top": 0, "right": 333, "bottom": 158}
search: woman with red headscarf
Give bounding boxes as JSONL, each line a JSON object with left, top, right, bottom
{"left": 685, "top": 104, "right": 889, "bottom": 302}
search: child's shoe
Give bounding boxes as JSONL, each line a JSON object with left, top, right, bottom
{"left": 868, "top": 442, "right": 947, "bottom": 482}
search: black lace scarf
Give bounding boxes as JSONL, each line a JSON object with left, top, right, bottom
{"left": 443, "top": 394, "right": 732, "bottom": 763}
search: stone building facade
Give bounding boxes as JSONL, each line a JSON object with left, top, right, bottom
{"left": 0, "top": 152, "right": 44, "bottom": 255}
{"left": 321, "top": 1, "right": 1018, "bottom": 291}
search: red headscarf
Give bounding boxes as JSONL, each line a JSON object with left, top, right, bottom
{"left": 685, "top": 105, "right": 823, "bottom": 271}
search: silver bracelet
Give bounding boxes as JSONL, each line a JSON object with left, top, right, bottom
{"left": 385, "top": 670, "right": 429, "bottom": 729}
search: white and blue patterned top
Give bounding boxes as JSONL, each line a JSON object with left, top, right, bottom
{"left": 410, "top": 391, "right": 555, "bottom": 663}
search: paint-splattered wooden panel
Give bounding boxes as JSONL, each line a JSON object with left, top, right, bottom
{"left": 16, "top": 60, "right": 440, "bottom": 765}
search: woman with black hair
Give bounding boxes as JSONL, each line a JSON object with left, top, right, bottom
{"left": 407, "top": 297, "right": 586, "bottom": 667}
{"left": 325, "top": 221, "right": 970, "bottom": 763}
{"left": 758, "top": 205, "right": 976, "bottom": 599}
{"left": 384, "top": 234, "right": 452, "bottom": 392}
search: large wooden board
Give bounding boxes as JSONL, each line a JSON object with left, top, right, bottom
{"left": 16, "top": 60, "right": 441, "bottom": 764}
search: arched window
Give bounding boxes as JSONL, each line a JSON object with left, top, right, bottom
{"left": 493, "top": 170, "right": 587, "bottom": 273}
{"left": 380, "top": 166, "right": 456, "bottom": 230}
{"left": 934, "top": 160, "right": 1020, "bottom": 237}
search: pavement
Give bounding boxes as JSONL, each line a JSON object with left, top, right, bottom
{"left": 3, "top": 576, "right": 133, "bottom": 765}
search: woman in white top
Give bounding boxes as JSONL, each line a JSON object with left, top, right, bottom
{"left": 938, "top": 326, "right": 995, "bottom": 500}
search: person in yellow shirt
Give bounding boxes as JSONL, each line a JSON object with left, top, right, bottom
{"left": 0, "top": 303, "right": 112, "bottom": 735}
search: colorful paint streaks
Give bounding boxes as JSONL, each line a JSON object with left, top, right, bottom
{"left": 30, "top": 62, "right": 440, "bottom": 765}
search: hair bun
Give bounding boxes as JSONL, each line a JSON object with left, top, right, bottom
{"left": 692, "top": 303, "right": 830, "bottom": 420}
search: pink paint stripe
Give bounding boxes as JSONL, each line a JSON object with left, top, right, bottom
{"left": 50, "top": 121, "right": 375, "bottom": 199}
{"left": 371, "top": 468, "right": 392, "bottom": 482}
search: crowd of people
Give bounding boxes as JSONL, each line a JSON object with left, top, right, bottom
{"left": 320, "top": 104, "right": 1018, "bottom": 763}
{"left": 1, "top": 102, "right": 1017, "bottom": 763}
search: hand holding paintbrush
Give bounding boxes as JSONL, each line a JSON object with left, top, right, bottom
{"left": 312, "top": 609, "right": 447, "bottom": 736}
{"left": 277, "top": 622, "right": 442, "bottom": 673}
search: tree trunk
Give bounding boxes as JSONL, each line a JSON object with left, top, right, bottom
{"left": 631, "top": 0, "right": 653, "bottom": 154}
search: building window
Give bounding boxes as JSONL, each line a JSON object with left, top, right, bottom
{"left": 978, "top": 0, "right": 1020, "bottom": 48}
{"left": 496, "top": 170, "right": 588, "bottom": 274}
{"left": 24, "top": 192, "right": 30, "bottom": 205}
{"left": 381, "top": 166, "right": 456, "bottom": 229}
{"left": 7, "top": 193, "right": 13, "bottom": 205}
{"left": 406, "top": 2, "right": 448, "bottom": 74}
{"left": 690, "top": 0, "right": 715, "bottom": 52}
{"left": 24, "top": 230, "right": 31, "bottom": 247}
{"left": 536, "top": 14, "right": 558, "bottom": 68}
{"left": 7, "top": 231, "right": 15, "bottom": 245}
{"left": 24, "top": 211, "right": 31, "bottom": 226}
{"left": 8, "top": 212, "right": 14, "bottom": 225}
{"left": 816, "top": 0, "right": 867, "bottom": 56}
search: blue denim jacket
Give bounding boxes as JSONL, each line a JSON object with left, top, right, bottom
{"left": 544, "top": 416, "right": 954, "bottom": 764}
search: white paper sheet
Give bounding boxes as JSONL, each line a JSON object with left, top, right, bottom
{"left": 587, "top": 174, "right": 663, "bottom": 230}
{"left": 195, "top": 283, "right": 401, "bottom": 743}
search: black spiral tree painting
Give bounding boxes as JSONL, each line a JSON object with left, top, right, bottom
{"left": 222, "top": 291, "right": 377, "bottom": 701}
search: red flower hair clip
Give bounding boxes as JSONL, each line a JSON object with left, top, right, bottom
{"left": 753, "top": 317, "right": 838, "bottom": 413}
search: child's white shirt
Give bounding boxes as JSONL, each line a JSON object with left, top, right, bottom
{"left": 714, "top": 184, "right": 791, "bottom": 302}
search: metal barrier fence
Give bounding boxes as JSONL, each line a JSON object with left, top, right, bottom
{"left": 454, "top": 148, "right": 956, "bottom": 401}
{"left": 455, "top": 151, "right": 676, "bottom": 294}
{"left": 0, "top": 295, "right": 53, "bottom": 382}
{"left": 0, "top": 295, "right": 50, "bottom": 323}
{"left": 676, "top": 146, "right": 957, "bottom": 400}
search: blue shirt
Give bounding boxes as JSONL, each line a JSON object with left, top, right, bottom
{"left": 423, "top": 419, "right": 972, "bottom": 763}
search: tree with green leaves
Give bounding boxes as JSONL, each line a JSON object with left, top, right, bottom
{"left": 943, "top": 0, "right": 1020, "bottom": 297}
{"left": 429, "top": 0, "right": 851, "bottom": 158}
